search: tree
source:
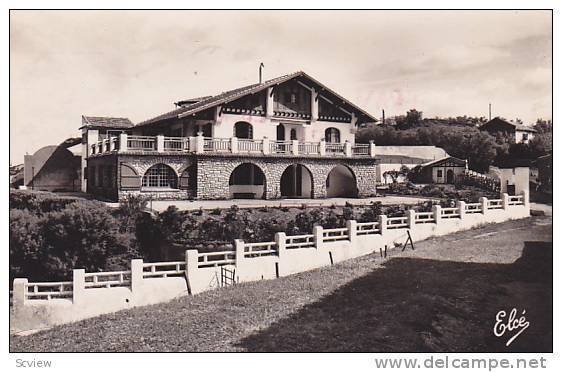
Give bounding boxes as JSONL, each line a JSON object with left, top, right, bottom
{"left": 383, "top": 165, "right": 410, "bottom": 183}
{"left": 396, "top": 109, "right": 423, "bottom": 130}
{"left": 534, "top": 119, "right": 553, "bottom": 134}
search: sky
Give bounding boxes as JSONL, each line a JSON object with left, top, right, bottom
{"left": 10, "top": 10, "right": 552, "bottom": 164}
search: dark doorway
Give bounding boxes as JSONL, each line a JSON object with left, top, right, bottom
{"left": 234, "top": 122, "right": 253, "bottom": 139}
{"left": 280, "top": 164, "right": 313, "bottom": 198}
{"left": 446, "top": 169, "right": 455, "bottom": 184}
{"left": 277, "top": 124, "right": 285, "bottom": 141}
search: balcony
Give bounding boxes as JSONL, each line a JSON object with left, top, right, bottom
{"left": 89, "top": 134, "right": 376, "bottom": 159}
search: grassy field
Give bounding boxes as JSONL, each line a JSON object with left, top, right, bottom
{"left": 10, "top": 216, "right": 552, "bottom": 352}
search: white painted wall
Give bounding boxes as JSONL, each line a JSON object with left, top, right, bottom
{"left": 488, "top": 166, "right": 530, "bottom": 194}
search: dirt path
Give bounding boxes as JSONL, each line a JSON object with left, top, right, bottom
{"left": 10, "top": 217, "right": 552, "bottom": 352}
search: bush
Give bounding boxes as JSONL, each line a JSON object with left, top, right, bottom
{"left": 9, "top": 190, "right": 76, "bottom": 214}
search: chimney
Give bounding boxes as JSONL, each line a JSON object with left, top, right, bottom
{"left": 259, "top": 63, "right": 265, "bottom": 84}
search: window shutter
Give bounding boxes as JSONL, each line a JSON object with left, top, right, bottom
{"left": 120, "top": 163, "right": 141, "bottom": 190}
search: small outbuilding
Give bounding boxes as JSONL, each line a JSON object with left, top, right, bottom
{"left": 413, "top": 156, "right": 467, "bottom": 184}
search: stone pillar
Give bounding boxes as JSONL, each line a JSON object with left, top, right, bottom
{"left": 275, "top": 232, "right": 286, "bottom": 260}
{"left": 458, "top": 201, "right": 466, "bottom": 219}
{"left": 130, "top": 259, "right": 144, "bottom": 295}
{"left": 319, "top": 139, "right": 326, "bottom": 156}
{"left": 432, "top": 205, "right": 442, "bottom": 224}
{"left": 378, "top": 215, "right": 388, "bottom": 235}
{"left": 262, "top": 137, "right": 270, "bottom": 155}
{"left": 407, "top": 209, "right": 416, "bottom": 229}
{"left": 266, "top": 87, "right": 274, "bottom": 118}
{"left": 234, "top": 239, "right": 245, "bottom": 268}
{"left": 502, "top": 193, "right": 510, "bottom": 210}
{"left": 72, "top": 269, "right": 86, "bottom": 305}
{"left": 313, "top": 225, "right": 324, "bottom": 250}
{"left": 196, "top": 132, "right": 205, "bottom": 154}
{"left": 292, "top": 139, "right": 299, "bottom": 156}
{"left": 311, "top": 87, "right": 319, "bottom": 121}
{"left": 344, "top": 141, "right": 352, "bottom": 157}
{"left": 346, "top": 220, "right": 357, "bottom": 243}
{"left": 231, "top": 137, "right": 239, "bottom": 154}
{"left": 119, "top": 133, "right": 128, "bottom": 153}
{"left": 479, "top": 197, "right": 489, "bottom": 215}
{"left": 369, "top": 140, "right": 376, "bottom": 158}
{"left": 156, "top": 135, "right": 165, "bottom": 152}
{"left": 12, "top": 278, "right": 27, "bottom": 310}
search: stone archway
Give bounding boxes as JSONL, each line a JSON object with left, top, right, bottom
{"left": 228, "top": 163, "right": 266, "bottom": 199}
{"left": 280, "top": 164, "right": 313, "bottom": 198}
{"left": 326, "top": 164, "right": 358, "bottom": 198}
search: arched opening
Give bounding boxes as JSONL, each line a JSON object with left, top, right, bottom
{"left": 234, "top": 121, "right": 253, "bottom": 139}
{"left": 326, "top": 165, "right": 358, "bottom": 198}
{"left": 446, "top": 169, "right": 455, "bottom": 184}
{"left": 325, "top": 127, "right": 341, "bottom": 143}
{"left": 280, "top": 164, "right": 313, "bottom": 198}
{"left": 276, "top": 124, "right": 285, "bottom": 141}
{"left": 229, "top": 163, "right": 266, "bottom": 199}
{"left": 290, "top": 128, "right": 297, "bottom": 140}
{"left": 142, "top": 164, "right": 178, "bottom": 189}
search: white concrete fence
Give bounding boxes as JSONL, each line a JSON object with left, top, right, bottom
{"left": 12, "top": 192, "right": 530, "bottom": 333}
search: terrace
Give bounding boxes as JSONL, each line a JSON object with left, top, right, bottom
{"left": 88, "top": 133, "right": 376, "bottom": 159}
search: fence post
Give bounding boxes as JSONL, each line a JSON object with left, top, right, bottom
{"left": 522, "top": 189, "right": 529, "bottom": 207}
{"left": 458, "top": 201, "right": 466, "bottom": 219}
{"left": 12, "top": 278, "right": 27, "bottom": 310}
{"left": 313, "top": 225, "right": 324, "bottom": 250}
{"left": 234, "top": 239, "right": 245, "bottom": 267}
{"left": 118, "top": 133, "right": 128, "bottom": 153}
{"left": 275, "top": 232, "right": 286, "bottom": 259}
{"left": 344, "top": 140, "right": 353, "bottom": 157}
{"left": 130, "top": 259, "right": 143, "bottom": 295}
{"left": 262, "top": 137, "right": 270, "bottom": 155}
{"left": 292, "top": 139, "right": 299, "bottom": 156}
{"left": 196, "top": 132, "right": 205, "bottom": 154}
{"left": 346, "top": 220, "right": 357, "bottom": 243}
{"left": 502, "top": 193, "right": 510, "bottom": 210}
{"left": 378, "top": 214, "right": 388, "bottom": 235}
{"left": 319, "top": 140, "right": 326, "bottom": 156}
{"left": 72, "top": 269, "right": 85, "bottom": 305}
{"left": 432, "top": 205, "right": 442, "bottom": 224}
{"left": 155, "top": 135, "right": 164, "bottom": 152}
{"left": 479, "top": 197, "right": 489, "bottom": 215}
{"left": 231, "top": 137, "right": 239, "bottom": 154}
{"left": 369, "top": 140, "right": 376, "bottom": 158}
{"left": 185, "top": 249, "right": 199, "bottom": 293}
{"left": 407, "top": 209, "right": 416, "bottom": 229}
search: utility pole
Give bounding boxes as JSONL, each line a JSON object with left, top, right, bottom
{"left": 382, "top": 109, "right": 385, "bottom": 125}
{"left": 489, "top": 103, "right": 492, "bottom": 121}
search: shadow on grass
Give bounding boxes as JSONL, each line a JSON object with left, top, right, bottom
{"left": 237, "top": 241, "right": 552, "bottom": 352}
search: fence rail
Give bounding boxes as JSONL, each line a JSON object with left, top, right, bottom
{"left": 441, "top": 207, "right": 460, "bottom": 219}
{"left": 487, "top": 199, "right": 503, "bottom": 209}
{"left": 465, "top": 202, "right": 483, "bottom": 214}
{"left": 127, "top": 136, "right": 156, "bottom": 151}
{"left": 508, "top": 196, "right": 524, "bottom": 206}
{"left": 164, "top": 137, "right": 190, "bottom": 152}
{"left": 270, "top": 141, "right": 293, "bottom": 154}
{"left": 387, "top": 216, "right": 408, "bottom": 229}
{"left": 25, "top": 282, "right": 73, "bottom": 300}
{"left": 356, "top": 221, "right": 380, "bottom": 235}
{"left": 84, "top": 271, "right": 131, "bottom": 288}
{"left": 325, "top": 143, "right": 345, "bottom": 156}
{"left": 415, "top": 211, "right": 435, "bottom": 224}
{"left": 352, "top": 144, "right": 370, "bottom": 156}
{"left": 204, "top": 138, "right": 231, "bottom": 152}
{"left": 323, "top": 227, "right": 349, "bottom": 242}
{"left": 198, "top": 251, "right": 236, "bottom": 268}
{"left": 238, "top": 139, "right": 263, "bottom": 153}
{"left": 142, "top": 261, "right": 186, "bottom": 278}
{"left": 285, "top": 234, "right": 315, "bottom": 249}
{"left": 298, "top": 142, "right": 320, "bottom": 155}
{"left": 244, "top": 241, "right": 277, "bottom": 257}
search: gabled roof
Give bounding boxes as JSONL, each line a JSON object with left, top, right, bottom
{"left": 420, "top": 156, "right": 467, "bottom": 168}
{"left": 81, "top": 116, "right": 135, "bottom": 130}
{"left": 480, "top": 117, "right": 537, "bottom": 133}
{"left": 136, "top": 71, "right": 377, "bottom": 127}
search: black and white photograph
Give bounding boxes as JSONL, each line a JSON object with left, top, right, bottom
{"left": 4, "top": 3, "right": 558, "bottom": 371}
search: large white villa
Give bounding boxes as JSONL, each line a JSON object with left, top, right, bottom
{"left": 83, "top": 71, "right": 379, "bottom": 201}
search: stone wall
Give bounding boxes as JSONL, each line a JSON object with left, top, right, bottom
{"left": 196, "top": 155, "right": 377, "bottom": 200}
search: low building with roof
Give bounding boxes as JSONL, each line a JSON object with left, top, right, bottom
{"left": 479, "top": 117, "right": 537, "bottom": 144}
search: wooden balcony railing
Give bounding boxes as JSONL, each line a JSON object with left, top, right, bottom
{"left": 88, "top": 134, "right": 376, "bottom": 159}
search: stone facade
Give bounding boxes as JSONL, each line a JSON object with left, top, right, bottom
{"left": 87, "top": 153, "right": 377, "bottom": 201}
{"left": 196, "top": 154, "right": 377, "bottom": 200}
